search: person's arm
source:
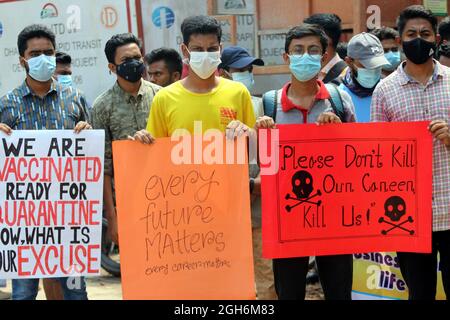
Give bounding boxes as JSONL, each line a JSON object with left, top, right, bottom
{"left": 0, "top": 123, "right": 12, "bottom": 135}
{"left": 146, "top": 94, "right": 169, "bottom": 138}
{"left": 103, "top": 175, "right": 118, "bottom": 244}
{"left": 340, "top": 89, "right": 357, "bottom": 123}
{"left": 0, "top": 99, "right": 14, "bottom": 135}
{"left": 92, "top": 102, "right": 118, "bottom": 243}
{"left": 242, "top": 88, "right": 256, "bottom": 129}
{"left": 429, "top": 120, "right": 450, "bottom": 148}
{"left": 226, "top": 87, "right": 256, "bottom": 139}
{"left": 74, "top": 92, "right": 92, "bottom": 133}
{"left": 370, "top": 86, "right": 389, "bottom": 123}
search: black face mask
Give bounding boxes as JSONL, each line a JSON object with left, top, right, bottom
{"left": 116, "top": 59, "right": 145, "bottom": 83}
{"left": 402, "top": 38, "right": 436, "bottom": 65}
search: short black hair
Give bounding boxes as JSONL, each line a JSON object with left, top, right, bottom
{"left": 285, "top": 24, "right": 328, "bottom": 54}
{"left": 104, "top": 33, "right": 141, "bottom": 64}
{"left": 438, "top": 16, "right": 450, "bottom": 41}
{"left": 397, "top": 5, "right": 437, "bottom": 36}
{"left": 438, "top": 43, "right": 450, "bottom": 59}
{"left": 144, "top": 47, "right": 183, "bottom": 75}
{"left": 56, "top": 51, "right": 72, "bottom": 65}
{"left": 303, "top": 14, "right": 342, "bottom": 49}
{"left": 371, "top": 27, "right": 399, "bottom": 42}
{"left": 17, "top": 24, "right": 56, "bottom": 57}
{"left": 336, "top": 42, "right": 348, "bottom": 60}
{"left": 181, "top": 15, "right": 222, "bottom": 45}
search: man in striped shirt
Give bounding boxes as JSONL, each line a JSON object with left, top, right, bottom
{"left": 371, "top": 6, "right": 450, "bottom": 300}
{"left": 0, "top": 24, "right": 91, "bottom": 300}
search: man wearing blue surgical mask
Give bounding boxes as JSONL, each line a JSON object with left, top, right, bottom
{"left": 257, "top": 24, "right": 356, "bottom": 301}
{"left": 0, "top": 24, "right": 91, "bottom": 301}
{"left": 54, "top": 52, "right": 73, "bottom": 86}
{"left": 340, "top": 32, "right": 390, "bottom": 123}
{"left": 218, "top": 46, "right": 265, "bottom": 118}
{"left": 371, "top": 27, "right": 403, "bottom": 78}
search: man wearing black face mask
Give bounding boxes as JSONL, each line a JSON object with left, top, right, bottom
{"left": 91, "top": 33, "right": 161, "bottom": 245}
{"left": 372, "top": 5, "right": 450, "bottom": 301}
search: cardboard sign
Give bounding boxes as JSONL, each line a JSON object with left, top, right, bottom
{"left": 0, "top": 130, "right": 104, "bottom": 279}
{"left": 261, "top": 122, "right": 433, "bottom": 259}
{"left": 113, "top": 137, "right": 255, "bottom": 300}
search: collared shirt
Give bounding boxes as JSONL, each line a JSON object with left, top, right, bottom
{"left": 91, "top": 80, "right": 161, "bottom": 176}
{"left": 0, "top": 80, "right": 90, "bottom": 130}
{"left": 274, "top": 80, "right": 356, "bottom": 124}
{"left": 319, "top": 53, "right": 345, "bottom": 81}
{"left": 371, "top": 60, "right": 450, "bottom": 232}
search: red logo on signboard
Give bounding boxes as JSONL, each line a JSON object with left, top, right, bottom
{"left": 101, "top": 6, "right": 118, "bottom": 28}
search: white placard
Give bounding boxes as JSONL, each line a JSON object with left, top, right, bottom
{"left": 0, "top": 130, "right": 104, "bottom": 279}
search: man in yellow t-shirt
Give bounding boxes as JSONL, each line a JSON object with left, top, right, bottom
{"left": 132, "top": 15, "right": 255, "bottom": 142}
{"left": 147, "top": 76, "right": 255, "bottom": 137}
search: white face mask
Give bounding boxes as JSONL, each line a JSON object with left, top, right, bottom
{"left": 231, "top": 71, "right": 255, "bottom": 92}
{"left": 188, "top": 50, "right": 221, "bottom": 79}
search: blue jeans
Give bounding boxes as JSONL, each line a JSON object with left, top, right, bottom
{"left": 12, "top": 277, "right": 88, "bottom": 300}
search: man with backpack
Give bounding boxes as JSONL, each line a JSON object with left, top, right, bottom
{"left": 340, "top": 32, "right": 390, "bottom": 122}
{"left": 256, "top": 24, "right": 356, "bottom": 300}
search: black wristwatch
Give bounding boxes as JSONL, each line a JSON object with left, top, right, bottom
{"left": 249, "top": 178, "right": 255, "bottom": 194}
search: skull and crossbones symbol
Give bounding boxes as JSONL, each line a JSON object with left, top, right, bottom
{"left": 378, "top": 196, "right": 415, "bottom": 235}
{"left": 285, "top": 170, "right": 322, "bottom": 213}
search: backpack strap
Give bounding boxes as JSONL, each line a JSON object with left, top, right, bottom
{"left": 325, "top": 83, "right": 346, "bottom": 123}
{"left": 323, "top": 60, "right": 348, "bottom": 84}
{"left": 262, "top": 90, "right": 279, "bottom": 121}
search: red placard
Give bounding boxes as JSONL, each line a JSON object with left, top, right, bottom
{"left": 261, "top": 122, "right": 433, "bottom": 259}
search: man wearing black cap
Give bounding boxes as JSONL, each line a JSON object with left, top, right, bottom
{"left": 219, "top": 46, "right": 265, "bottom": 118}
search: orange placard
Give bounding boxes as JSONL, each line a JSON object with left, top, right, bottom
{"left": 113, "top": 137, "right": 255, "bottom": 300}
{"left": 261, "top": 122, "right": 433, "bottom": 259}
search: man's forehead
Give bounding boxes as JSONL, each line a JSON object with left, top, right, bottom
{"left": 188, "top": 34, "right": 220, "bottom": 46}
{"left": 290, "top": 36, "right": 321, "bottom": 47}
{"left": 404, "top": 18, "right": 434, "bottom": 31}
{"left": 148, "top": 60, "right": 168, "bottom": 71}
{"left": 26, "top": 38, "right": 54, "bottom": 49}
{"left": 381, "top": 39, "right": 397, "bottom": 47}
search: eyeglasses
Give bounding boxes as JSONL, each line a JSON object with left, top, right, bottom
{"left": 289, "top": 46, "right": 323, "bottom": 56}
{"left": 384, "top": 47, "right": 399, "bottom": 53}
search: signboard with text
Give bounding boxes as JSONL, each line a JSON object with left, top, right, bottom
{"left": 261, "top": 122, "right": 433, "bottom": 259}
{"left": 0, "top": 130, "right": 104, "bottom": 279}
{"left": 113, "top": 137, "right": 255, "bottom": 300}
{"left": 0, "top": 0, "right": 132, "bottom": 103}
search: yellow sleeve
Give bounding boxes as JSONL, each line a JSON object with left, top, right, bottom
{"left": 241, "top": 89, "right": 256, "bottom": 128}
{"left": 146, "top": 93, "right": 169, "bottom": 138}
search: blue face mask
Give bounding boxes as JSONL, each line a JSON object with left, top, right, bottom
{"left": 26, "top": 54, "right": 56, "bottom": 82}
{"left": 356, "top": 67, "right": 382, "bottom": 89}
{"left": 232, "top": 71, "right": 255, "bottom": 92}
{"left": 57, "top": 75, "right": 73, "bottom": 86}
{"left": 289, "top": 54, "right": 322, "bottom": 82}
{"left": 384, "top": 51, "right": 401, "bottom": 71}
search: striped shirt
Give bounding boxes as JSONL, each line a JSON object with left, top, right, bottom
{"left": 371, "top": 61, "right": 450, "bottom": 232}
{"left": 0, "top": 80, "right": 90, "bottom": 130}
